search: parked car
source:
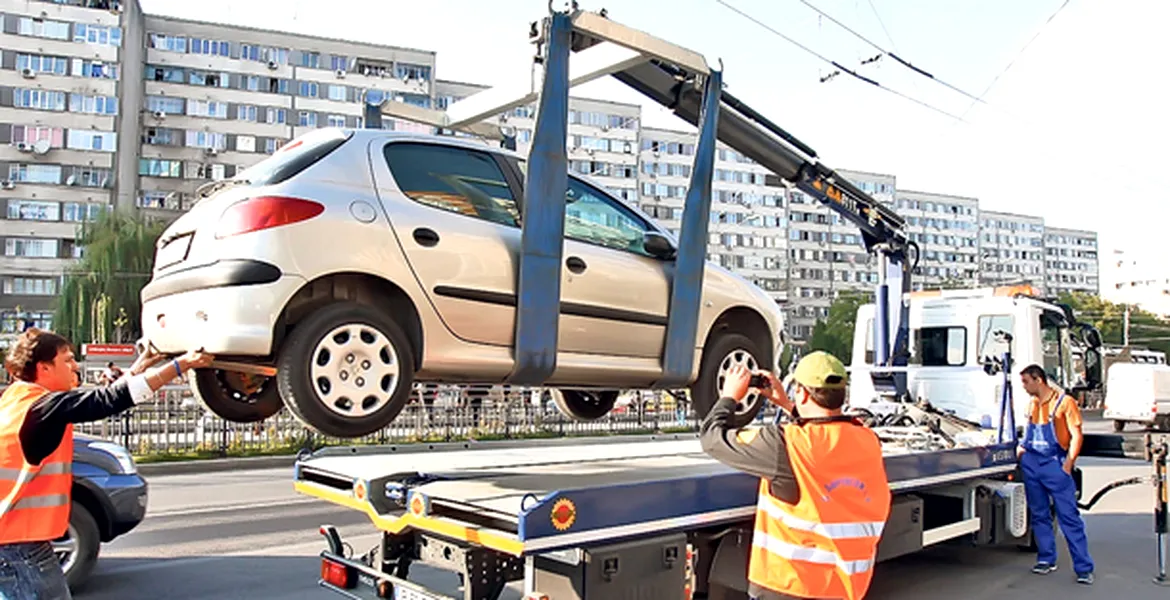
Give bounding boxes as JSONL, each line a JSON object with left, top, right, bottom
{"left": 139, "top": 128, "right": 785, "bottom": 438}
{"left": 54, "top": 434, "right": 148, "bottom": 590}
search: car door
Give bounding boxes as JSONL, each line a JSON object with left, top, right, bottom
{"left": 376, "top": 141, "right": 522, "bottom": 348}
{"left": 556, "top": 176, "right": 672, "bottom": 358}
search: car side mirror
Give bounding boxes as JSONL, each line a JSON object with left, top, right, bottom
{"left": 642, "top": 232, "right": 677, "bottom": 260}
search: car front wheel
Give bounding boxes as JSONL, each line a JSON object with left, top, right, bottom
{"left": 190, "top": 369, "right": 283, "bottom": 423}
{"left": 54, "top": 501, "right": 100, "bottom": 591}
{"left": 277, "top": 302, "right": 415, "bottom": 438}
{"left": 691, "top": 332, "right": 767, "bottom": 428}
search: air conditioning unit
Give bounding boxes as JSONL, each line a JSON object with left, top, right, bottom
{"left": 1, "top": 181, "right": 15, "bottom": 190}
{"left": 16, "top": 142, "right": 33, "bottom": 153}
{"left": 152, "top": 110, "right": 166, "bottom": 119}
{"left": 20, "top": 68, "right": 35, "bottom": 79}
{"left": 335, "top": 69, "right": 346, "bottom": 79}
{"left": 266, "top": 60, "right": 278, "bottom": 70}
{"left": 205, "top": 147, "right": 218, "bottom": 156}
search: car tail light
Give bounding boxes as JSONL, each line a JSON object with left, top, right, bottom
{"left": 215, "top": 196, "right": 324, "bottom": 238}
{"left": 320, "top": 557, "right": 354, "bottom": 589}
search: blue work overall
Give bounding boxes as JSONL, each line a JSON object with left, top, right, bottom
{"left": 1019, "top": 393, "right": 1094, "bottom": 575}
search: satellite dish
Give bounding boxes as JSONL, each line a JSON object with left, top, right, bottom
{"left": 32, "top": 139, "right": 51, "bottom": 155}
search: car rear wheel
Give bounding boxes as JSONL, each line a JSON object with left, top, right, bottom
{"left": 190, "top": 368, "right": 283, "bottom": 423}
{"left": 550, "top": 389, "right": 619, "bottom": 421}
{"left": 277, "top": 302, "right": 415, "bottom": 438}
{"left": 54, "top": 501, "right": 100, "bottom": 590}
{"left": 691, "top": 332, "right": 767, "bottom": 428}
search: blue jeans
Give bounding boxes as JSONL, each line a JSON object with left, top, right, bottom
{"left": 0, "top": 542, "right": 72, "bottom": 600}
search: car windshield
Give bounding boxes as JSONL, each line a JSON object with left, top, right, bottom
{"left": 234, "top": 128, "right": 352, "bottom": 187}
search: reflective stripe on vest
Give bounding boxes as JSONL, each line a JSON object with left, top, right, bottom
{"left": 747, "top": 420, "right": 892, "bottom": 600}
{"left": 0, "top": 380, "right": 74, "bottom": 544}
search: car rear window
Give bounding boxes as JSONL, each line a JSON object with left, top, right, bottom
{"left": 235, "top": 128, "right": 352, "bottom": 186}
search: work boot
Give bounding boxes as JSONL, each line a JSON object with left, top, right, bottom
{"left": 1031, "top": 563, "right": 1057, "bottom": 575}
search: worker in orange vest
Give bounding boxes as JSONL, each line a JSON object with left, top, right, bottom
{"left": 701, "top": 351, "right": 891, "bottom": 600}
{"left": 0, "top": 328, "right": 212, "bottom": 599}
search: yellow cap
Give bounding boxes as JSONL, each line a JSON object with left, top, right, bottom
{"left": 791, "top": 351, "right": 848, "bottom": 390}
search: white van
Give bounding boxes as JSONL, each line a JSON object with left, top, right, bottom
{"left": 1102, "top": 362, "right": 1170, "bottom": 432}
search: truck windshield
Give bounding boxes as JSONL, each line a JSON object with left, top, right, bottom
{"left": 1040, "top": 310, "right": 1073, "bottom": 387}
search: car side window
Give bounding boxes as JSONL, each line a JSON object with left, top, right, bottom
{"left": 382, "top": 142, "right": 519, "bottom": 227}
{"left": 565, "top": 177, "right": 654, "bottom": 257}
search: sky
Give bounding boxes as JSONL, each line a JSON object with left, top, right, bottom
{"left": 139, "top": 0, "right": 1168, "bottom": 275}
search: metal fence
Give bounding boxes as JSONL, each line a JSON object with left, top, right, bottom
{"left": 69, "top": 383, "right": 771, "bottom": 458}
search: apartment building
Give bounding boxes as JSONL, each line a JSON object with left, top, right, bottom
{"left": 0, "top": 0, "right": 124, "bottom": 335}
{"left": 895, "top": 189, "right": 980, "bottom": 289}
{"left": 132, "top": 14, "right": 436, "bottom": 215}
{"left": 979, "top": 210, "right": 1046, "bottom": 291}
{"left": 1043, "top": 226, "right": 1099, "bottom": 296}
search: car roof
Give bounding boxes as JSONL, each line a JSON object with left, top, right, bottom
{"left": 340, "top": 128, "right": 525, "bottom": 160}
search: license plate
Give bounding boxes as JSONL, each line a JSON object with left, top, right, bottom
{"left": 155, "top": 234, "right": 192, "bottom": 269}
{"left": 353, "top": 572, "right": 448, "bottom": 600}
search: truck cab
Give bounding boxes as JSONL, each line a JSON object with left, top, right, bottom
{"left": 848, "top": 285, "right": 1101, "bottom": 430}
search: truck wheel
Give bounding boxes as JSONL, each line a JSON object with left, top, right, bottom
{"left": 550, "top": 389, "right": 618, "bottom": 421}
{"left": 277, "top": 302, "right": 415, "bottom": 438}
{"left": 691, "top": 332, "right": 766, "bottom": 428}
{"left": 190, "top": 369, "right": 283, "bottom": 423}
{"left": 1112, "top": 420, "right": 1125, "bottom": 433}
{"left": 53, "top": 501, "right": 100, "bottom": 591}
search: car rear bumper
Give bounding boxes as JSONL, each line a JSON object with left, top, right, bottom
{"left": 98, "top": 474, "right": 148, "bottom": 540}
{"left": 141, "top": 265, "right": 306, "bottom": 356}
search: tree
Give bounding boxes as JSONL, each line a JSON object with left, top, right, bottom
{"left": 55, "top": 210, "right": 166, "bottom": 345}
{"left": 1057, "top": 291, "right": 1170, "bottom": 356}
{"left": 806, "top": 291, "right": 870, "bottom": 364}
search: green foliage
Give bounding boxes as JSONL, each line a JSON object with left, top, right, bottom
{"left": 1057, "top": 291, "right": 1170, "bottom": 355}
{"left": 807, "top": 291, "right": 871, "bottom": 364}
{"left": 55, "top": 210, "right": 166, "bottom": 345}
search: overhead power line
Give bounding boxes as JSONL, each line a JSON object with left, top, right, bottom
{"left": 714, "top": 0, "right": 966, "bottom": 122}
{"left": 865, "top": 0, "right": 899, "bottom": 53}
{"left": 796, "top": 0, "right": 986, "bottom": 104}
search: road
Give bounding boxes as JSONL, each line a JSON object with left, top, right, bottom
{"left": 76, "top": 424, "right": 1167, "bottom": 600}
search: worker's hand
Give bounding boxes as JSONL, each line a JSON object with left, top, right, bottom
{"left": 128, "top": 343, "right": 166, "bottom": 376}
{"left": 753, "top": 370, "right": 794, "bottom": 411}
{"left": 178, "top": 349, "right": 215, "bottom": 371}
{"left": 1062, "top": 458, "right": 1074, "bottom": 475}
{"left": 719, "top": 364, "right": 753, "bottom": 401}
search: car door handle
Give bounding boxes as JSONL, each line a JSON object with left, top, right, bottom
{"left": 412, "top": 228, "right": 440, "bottom": 247}
{"left": 566, "top": 256, "right": 587, "bottom": 274}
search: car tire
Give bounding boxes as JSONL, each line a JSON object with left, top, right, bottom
{"left": 57, "top": 500, "right": 100, "bottom": 591}
{"left": 277, "top": 302, "right": 415, "bottom": 438}
{"left": 190, "top": 369, "right": 283, "bottom": 423}
{"left": 691, "top": 332, "right": 767, "bottom": 428}
{"left": 550, "top": 389, "right": 618, "bottom": 421}
{"left": 1112, "top": 419, "right": 1125, "bottom": 433}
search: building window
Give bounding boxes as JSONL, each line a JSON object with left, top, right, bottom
{"left": 146, "top": 96, "right": 185, "bottom": 114}
{"left": 300, "top": 52, "right": 320, "bottom": 69}
{"left": 330, "top": 55, "right": 349, "bottom": 72}
{"left": 1, "top": 310, "right": 53, "bottom": 333}
{"left": 188, "top": 70, "right": 228, "bottom": 88}
{"left": 185, "top": 131, "right": 227, "bottom": 150}
{"left": 236, "top": 105, "right": 258, "bottom": 122}
{"left": 241, "top": 44, "right": 288, "bottom": 65}
{"left": 66, "top": 130, "right": 117, "bottom": 152}
{"left": 395, "top": 63, "right": 431, "bottom": 81}
{"left": 327, "top": 85, "right": 347, "bottom": 102}
{"left": 139, "top": 159, "right": 183, "bottom": 178}
{"left": 3, "top": 277, "right": 58, "bottom": 296}
{"left": 326, "top": 115, "right": 345, "bottom": 128}
{"left": 266, "top": 108, "right": 287, "bottom": 124}
{"left": 186, "top": 100, "right": 229, "bottom": 119}
{"left": 7, "top": 200, "right": 60, "bottom": 222}
{"left": 62, "top": 202, "right": 104, "bottom": 223}
{"left": 18, "top": 17, "right": 70, "bottom": 40}
{"left": 8, "top": 164, "right": 62, "bottom": 184}
{"left": 236, "top": 135, "right": 256, "bottom": 153}
{"left": 142, "top": 127, "right": 179, "bottom": 146}
{"left": 67, "top": 167, "right": 111, "bottom": 188}
{"left": 68, "top": 94, "right": 118, "bottom": 115}
{"left": 72, "top": 58, "right": 118, "bottom": 79}
{"left": 16, "top": 54, "right": 68, "bottom": 76}
{"left": 4, "top": 238, "right": 59, "bottom": 258}
{"left": 189, "top": 38, "right": 230, "bottom": 57}
{"left": 148, "top": 65, "right": 185, "bottom": 83}
{"left": 298, "top": 111, "right": 317, "bottom": 127}
{"left": 10, "top": 126, "right": 64, "bottom": 149}
{"left": 75, "top": 24, "right": 122, "bottom": 46}
{"left": 149, "top": 33, "right": 187, "bottom": 52}
{"left": 298, "top": 81, "right": 319, "bottom": 98}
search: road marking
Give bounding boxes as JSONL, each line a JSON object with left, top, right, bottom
{"left": 98, "top": 533, "right": 383, "bottom": 576}
{"left": 148, "top": 497, "right": 321, "bottom": 518}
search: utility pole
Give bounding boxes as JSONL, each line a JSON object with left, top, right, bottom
{"left": 1124, "top": 303, "right": 1131, "bottom": 347}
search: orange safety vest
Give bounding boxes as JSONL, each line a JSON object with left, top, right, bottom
{"left": 0, "top": 380, "right": 73, "bottom": 544}
{"left": 748, "top": 419, "right": 891, "bottom": 600}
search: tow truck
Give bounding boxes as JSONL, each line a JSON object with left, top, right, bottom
{"left": 292, "top": 5, "right": 1169, "bottom": 599}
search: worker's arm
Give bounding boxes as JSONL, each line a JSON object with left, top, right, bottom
{"left": 699, "top": 396, "right": 800, "bottom": 503}
{"left": 1062, "top": 395, "right": 1085, "bottom": 473}
{"left": 18, "top": 351, "right": 214, "bottom": 465}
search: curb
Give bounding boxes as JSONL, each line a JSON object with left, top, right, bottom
{"left": 137, "top": 454, "right": 298, "bottom": 476}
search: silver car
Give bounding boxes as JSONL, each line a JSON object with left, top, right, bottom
{"left": 139, "top": 128, "right": 785, "bottom": 437}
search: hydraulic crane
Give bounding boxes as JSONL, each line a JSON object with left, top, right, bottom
{"left": 370, "top": 4, "right": 917, "bottom": 397}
